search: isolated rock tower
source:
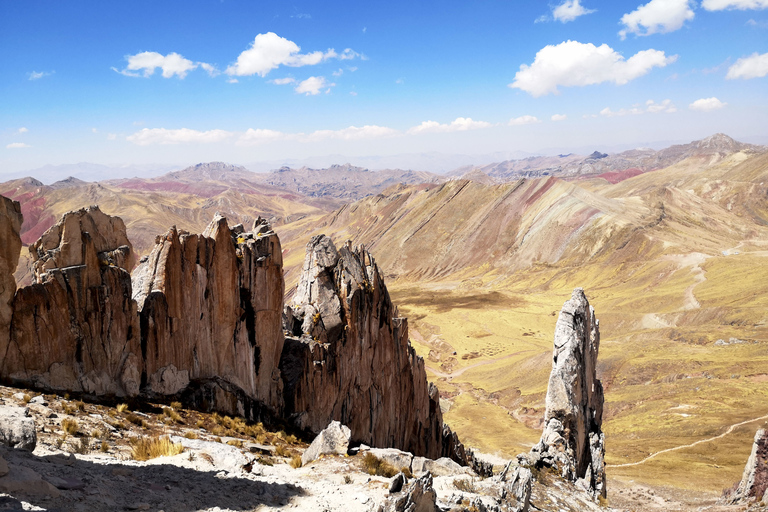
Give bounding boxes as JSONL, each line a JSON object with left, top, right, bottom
{"left": 524, "top": 288, "right": 606, "bottom": 498}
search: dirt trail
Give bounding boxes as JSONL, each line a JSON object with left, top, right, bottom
{"left": 612, "top": 413, "right": 768, "bottom": 468}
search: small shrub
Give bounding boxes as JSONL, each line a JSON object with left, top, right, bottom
{"left": 64, "top": 393, "right": 70, "bottom": 400}
{"left": 285, "top": 434, "right": 298, "bottom": 444}
{"left": 74, "top": 436, "right": 90, "bottom": 455}
{"left": 163, "top": 407, "right": 182, "bottom": 423}
{"left": 126, "top": 413, "right": 145, "bottom": 427}
{"left": 116, "top": 403, "right": 129, "bottom": 413}
{"left": 62, "top": 418, "right": 79, "bottom": 435}
{"left": 130, "top": 436, "right": 183, "bottom": 461}
{"left": 170, "top": 401, "right": 182, "bottom": 410}
{"left": 214, "top": 437, "right": 222, "bottom": 443}
{"left": 227, "top": 439, "right": 244, "bottom": 448}
{"left": 62, "top": 403, "right": 75, "bottom": 415}
{"left": 401, "top": 466, "right": 414, "bottom": 479}
{"left": 75, "top": 401, "right": 85, "bottom": 412}
{"left": 196, "top": 420, "right": 205, "bottom": 429}
{"left": 256, "top": 433, "right": 267, "bottom": 444}
{"left": 100, "top": 441, "right": 109, "bottom": 453}
{"left": 290, "top": 455, "right": 302, "bottom": 468}
{"left": 362, "top": 453, "right": 398, "bottom": 477}
{"left": 22, "top": 394, "right": 31, "bottom": 404}
{"left": 598, "top": 495, "right": 609, "bottom": 507}
{"left": 184, "top": 431, "right": 199, "bottom": 440}
{"left": 54, "top": 436, "right": 66, "bottom": 449}
{"left": 274, "top": 444, "right": 289, "bottom": 457}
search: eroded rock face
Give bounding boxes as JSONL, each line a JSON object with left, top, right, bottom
{"left": 524, "top": 288, "right": 605, "bottom": 499}
{"left": 281, "top": 235, "right": 463, "bottom": 462}
{"left": 132, "top": 215, "right": 284, "bottom": 419}
{"left": 724, "top": 429, "right": 768, "bottom": 505}
{"left": 0, "top": 196, "right": 22, "bottom": 354}
{"left": 2, "top": 206, "right": 141, "bottom": 397}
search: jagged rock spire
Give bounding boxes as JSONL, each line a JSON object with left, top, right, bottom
{"left": 723, "top": 429, "right": 768, "bottom": 505}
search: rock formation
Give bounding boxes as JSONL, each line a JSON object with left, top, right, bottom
{"left": 0, "top": 196, "right": 22, "bottom": 356}
{"left": 723, "top": 428, "right": 768, "bottom": 505}
{"left": 132, "top": 215, "right": 285, "bottom": 419}
{"left": 522, "top": 288, "right": 605, "bottom": 499}
{"left": 281, "top": 235, "right": 464, "bottom": 462}
{"left": 2, "top": 206, "right": 142, "bottom": 397}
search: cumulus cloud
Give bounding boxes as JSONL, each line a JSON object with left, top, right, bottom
{"left": 553, "top": 0, "right": 596, "bottom": 22}
{"left": 225, "top": 32, "right": 359, "bottom": 77}
{"left": 702, "top": 0, "right": 768, "bottom": 9}
{"left": 18, "top": 127, "right": 28, "bottom": 133}
{"left": 508, "top": 115, "right": 541, "bottom": 126}
{"left": 113, "top": 52, "right": 203, "bottom": 79}
{"left": 689, "top": 97, "right": 727, "bottom": 111}
{"left": 237, "top": 128, "right": 292, "bottom": 145}
{"left": 199, "top": 63, "right": 219, "bottom": 77}
{"left": 598, "top": 99, "right": 677, "bottom": 117}
{"left": 28, "top": 71, "right": 53, "bottom": 80}
{"left": 407, "top": 117, "right": 492, "bottom": 135}
{"left": 127, "top": 128, "right": 234, "bottom": 145}
{"left": 551, "top": 114, "right": 568, "bottom": 121}
{"left": 619, "top": 0, "right": 695, "bottom": 39}
{"left": 308, "top": 125, "right": 400, "bottom": 141}
{"left": 726, "top": 52, "right": 768, "bottom": 79}
{"left": 645, "top": 98, "right": 677, "bottom": 112}
{"left": 509, "top": 40, "right": 676, "bottom": 97}
{"left": 600, "top": 106, "right": 644, "bottom": 117}
{"left": 295, "top": 76, "right": 334, "bottom": 95}
{"left": 271, "top": 77, "right": 297, "bottom": 85}
{"left": 6, "top": 143, "right": 31, "bottom": 149}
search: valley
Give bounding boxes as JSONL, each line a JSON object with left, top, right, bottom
{"left": 2, "top": 134, "right": 768, "bottom": 504}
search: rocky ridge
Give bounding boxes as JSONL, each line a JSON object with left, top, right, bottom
{"left": 723, "top": 428, "right": 768, "bottom": 506}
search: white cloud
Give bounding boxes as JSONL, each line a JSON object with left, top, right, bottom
{"left": 127, "top": 128, "right": 234, "bottom": 145}
{"left": 113, "top": 52, "right": 201, "bottom": 79}
{"left": 598, "top": 99, "right": 677, "bottom": 117}
{"left": 295, "top": 76, "right": 334, "bottom": 95}
{"left": 726, "top": 52, "right": 768, "bottom": 79}
{"left": 225, "top": 32, "right": 358, "bottom": 77}
{"left": 747, "top": 18, "right": 768, "bottom": 26}
{"left": 551, "top": 114, "right": 568, "bottom": 121}
{"left": 703, "top": 0, "right": 768, "bottom": 9}
{"left": 600, "top": 106, "right": 644, "bottom": 117}
{"left": 7, "top": 143, "right": 31, "bottom": 149}
{"left": 689, "top": 97, "right": 727, "bottom": 111}
{"left": 28, "top": 71, "right": 53, "bottom": 80}
{"left": 508, "top": 115, "right": 541, "bottom": 126}
{"left": 237, "top": 128, "right": 292, "bottom": 145}
{"left": 199, "top": 63, "right": 219, "bottom": 77}
{"left": 645, "top": 99, "right": 677, "bottom": 112}
{"left": 350, "top": 91, "right": 358, "bottom": 96}
{"left": 553, "top": 0, "right": 596, "bottom": 22}
{"left": 107, "top": 133, "right": 117, "bottom": 141}
{"left": 332, "top": 68, "right": 344, "bottom": 77}
{"left": 408, "top": 117, "right": 492, "bottom": 135}
{"left": 509, "top": 40, "right": 676, "bottom": 97}
{"left": 308, "top": 125, "right": 400, "bottom": 141}
{"left": 619, "top": 0, "right": 695, "bottom": 39}
{"left": 227, "top": 78, "right": 239, "bottom": 84}
{"left": 18, "top": 127, "right": 28, "bottom": 133}
{"left": 271, "top": 77, "right": 297, "bottom": 85}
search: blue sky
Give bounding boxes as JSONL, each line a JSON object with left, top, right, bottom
{"left": 1, "top": 0, "right": 767, "bottom": 175}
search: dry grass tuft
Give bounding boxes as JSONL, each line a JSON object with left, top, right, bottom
{"left": 290, "top": 455, "right": 302, "bottom": 468}
{"left": 170, "top": 401, "right": 182, "bottom": 410}
{"left": 130, "top": 436, "right": 183, "bottom": 461}
{"left": 274, "top": 444, "right": 289, "bottom": 457}
{"left": 227, "top": 439, "right": 243, "bottom": 448}
{"left": 183, "top": 431, "right": 198, "bottom": 440}
{"left": 62, "top": 417, "right": 79, "bottom": 435}
{"left": 116, "top": 403, "right": 129, "bottom": 413}
{"left": 362, "top": 453, "right": 398, "bottom": 477}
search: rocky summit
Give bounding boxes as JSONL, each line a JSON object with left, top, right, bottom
{"left": 522, "top": 288, "right": 605, "bottom": 499}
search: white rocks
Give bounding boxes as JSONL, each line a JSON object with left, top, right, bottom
{"left": 722, "top": 428, "right": 768, "bottom": 505}
{"left": 301, "top": 421, "right": 352, "bottom": 465}
{"left": 0, "top": 407, "right": 37, "bottom": 452}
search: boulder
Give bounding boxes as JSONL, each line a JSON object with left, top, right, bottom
{"left": 0, "top": 407, "right": 36, "bottom": 451}
{"left": 411, "top": 456, "right": 470, "bottom": 477}
{"left": 723, "top": 428, "right": 768, "bottom": 504}
{"left": 132, "top": 215, "right": 285, "bottom": 419}
{"left": 0, "top": 195, "right": 22, "bottom": 359}
{"left": 301, "top": 420, "right": 352, "bottom": 465}
{"left": 3, "top": 207, "right": 141, "bottom": 397}
{"left": 526, "top": 288, "right": 605, "bottom": 499}
{"left": 0, "top": 464, "right": 60, "bottom": 498}
{"left": 378, "top": 473, "right": 438, "bottom": 512}
{"left": 389, "top": 472, "right": 407, "bottom": 494}
{"left": 368, "top": 448, "right": 414, "bottom": 473}
{"left": 502, "top": 467, "right": 532, "bottom": 512}
{"left": 281, "top": 235, "right": 466, "bottom": 462}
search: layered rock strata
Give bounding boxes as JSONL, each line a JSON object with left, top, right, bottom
{"left": 0, "top": 196, "right": 22, "bottom": 355}
{"left": 523, "top": 288, "right": 605, "bottom": 499}
{"left": 132, "top": 215, "right": 285, "bottom": 419}
{"left": 724, "top": 428, "right": 768, "bottom": 505}
{"left": 2, "top": 206, "right": 141, "bottom": 396}
{"left": 281, "top": 235, "right": 463, "bottom": 462}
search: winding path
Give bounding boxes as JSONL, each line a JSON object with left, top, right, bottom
{"left": 612, "top": 413, "right": 768, "bottom": 468}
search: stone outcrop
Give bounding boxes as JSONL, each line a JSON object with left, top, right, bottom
{"left": 522, "top": 288, "right": 605, "bottom": 499}
{"left": 0, "top": 407, "right": 37, "bottom": 452}
{"left": 281, "top": 235, "right": 464, "bottom": 462}
{"left": 723, "top": 428, "right": 768, "bottom": 505}
{"left": 0, "top": 196, "right": 22, "bottom": 356}
{"left": 132, "top": 215, "right": 285, "bottom": 419}
{"left": 2, "top": 206, "right": 142, "bottom": 397}
{"left": 378, "top": 473, "right": 438, "bottom": 512}
{"left": 301, "top": 420, "right": 351, "bottom": 465}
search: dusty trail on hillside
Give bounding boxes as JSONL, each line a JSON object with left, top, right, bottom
{"left": 612, "top": 412, "right": 768, "bottom": 468}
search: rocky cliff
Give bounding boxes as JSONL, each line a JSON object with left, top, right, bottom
{"left": 281, "top": 235, "right": 463, "bottom": 462}
{"left": 522, "top": 288, "right": 605, "bottom": 499}
{"left": 0, "top": 196, "right": 23, "bottom": 358}
{"left": 131, "top": 215, "right": 285, "bottom": 419}
{"left": 2, "top": 206, "right": 142, "bottom": 396}
{"left": 723, "top": 428, "right": 768, "bottom": 505}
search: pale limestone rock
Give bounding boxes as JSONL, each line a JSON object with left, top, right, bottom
{"left": 133, "top": 214, "right": 284, "bottom": 419}
{"left": 724, "top": 428, "right": 768, "bottom": 504}
{"left": 411, "top": 456, "right": 470, "bottom": 477}
{"left": 0, "top": 407, "right": 36, "bottom": 452}
{"left": 367, "top": 448, "right": 414, "bottom": 473}
{"left": 0, "top": 195, "right": 22, "bottom": 357}
{"left": 281, "top": 235, "right": 465, "bottom": 462}
{"left": 526, "top": 288, "right": 605, "bottom": 499}
{"left": 301, "top": 420, "right": 351, "bottom": 465}
{"left": 378, "top": 473, "right": 438, "bottom": 512}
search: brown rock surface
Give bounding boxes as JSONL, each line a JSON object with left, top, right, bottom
{"left": 524, "top": 288, "right": 605, "bottom": 498}
{"left": 2, "top": 206, "right": 141, "bottom": 396}
{"left": 0, "top": 195, "right": 23, "bottom": 353}
{"left": 724, "top": 428, "right": 768, "bottom": 505}
{"left": 281, "top": 235, "right": 463, "bottom": 461}
{"left": 132, "top": 215, "right": 285, "bottom": 418}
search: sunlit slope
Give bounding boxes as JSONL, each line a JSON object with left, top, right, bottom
{"left": 277, "top": 149, "right": 768, "bottom": 493}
